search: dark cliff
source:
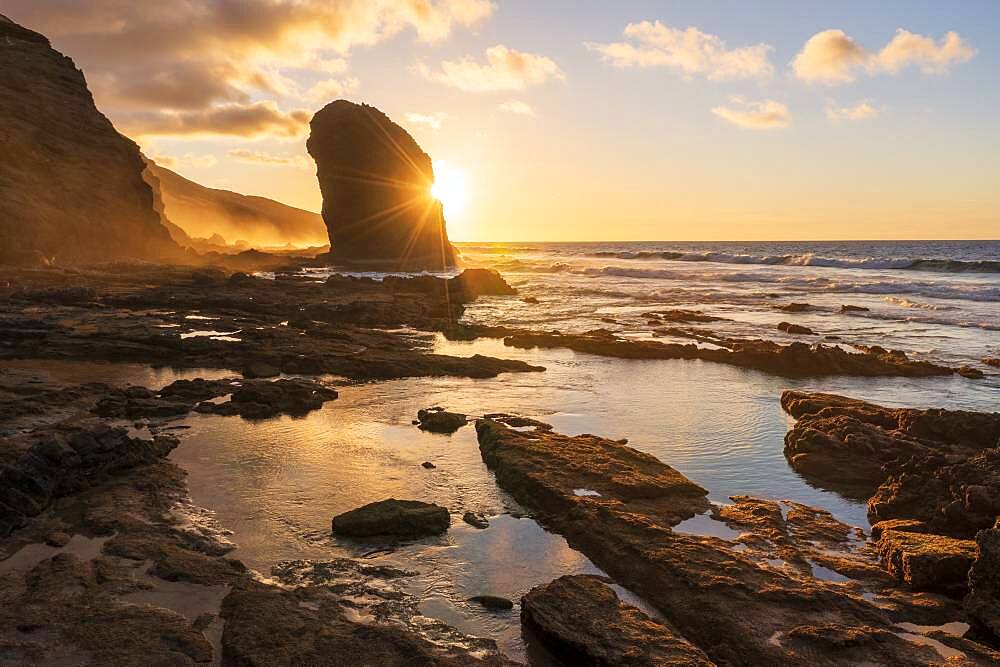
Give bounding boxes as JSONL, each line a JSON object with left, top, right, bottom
{"left": 306, "top": 100, "right": 456, "bottom": 270}
{"left": 0, "top": 15, "right": 180, "bottom": 265}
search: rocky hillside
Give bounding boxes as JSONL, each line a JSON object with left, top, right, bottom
{"left": 145, "top": 162, "right": 327, "bottom": 250}
{"left": 0, "top": 15, "right": 180, "bottom": 266}
{"left": 307, "top": 100, "right": 456, "bottom": 270}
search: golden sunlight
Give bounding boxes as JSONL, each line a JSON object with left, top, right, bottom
{"left": 430, "top": 161, "right": 469, "bottom": 221}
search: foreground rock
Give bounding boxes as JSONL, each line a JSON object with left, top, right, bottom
{"left": 521, "top": 575, "right": 712, "bottom": 666}
{"left": 782, "top": 391, "right": 1000, "bottom": 536}
{"left": 875, "top": 524, "right": 978, "bottom": 594}
{"left": 307, "top": 100, "right": 456, "bottom": 269}
{"left": 503, "top": 329, "right": 959, "bottom": 378}
{"left": 966, "top": 520, "right": 1000, "bottom": 642}
{"left": 331, "top": 499, "right": 450, "bottom": 539}
{"left": 0, "top": 16, "right": 180, "bottom": 266}
{"left": 475, "top": 417, "right": 987, "bottom": 664}
{"left": 417, "top": 407, "right": 468, "bottom": 434}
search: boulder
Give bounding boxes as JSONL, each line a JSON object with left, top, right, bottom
{"left": 777, "top": 321, "right": 816, "bottom": 335}
{"left": 416, "top": 407, "right": 468, "bottom": 434}
{"left": 0, "top": 17, "right": 180, "bottom": 265}
{"left": 966, "top": 519, "right": 1000, "bottom": 641}
{"left": 468, "top": 595, "right": 513, "bottom": 611}
{"left": 875, "top": 528, "right": 978, "bottom": 594}
{"left": 331, "top": 499, "right": 450, "bottom": 538}
{"left": 306, "top": 100, "right": 456, "bottom": 269}
{"left": 462, "top": 511, "right": 489, "bottom": 529}
{"left": 521, "top": 575, "right": 713, "bottom": 666}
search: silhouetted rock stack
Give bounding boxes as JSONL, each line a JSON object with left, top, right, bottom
{"left": 0, "top": 15, "right": 180, "bottom": 265}
{"left": 306, "top": 100, "right": 457, "bottom": 270}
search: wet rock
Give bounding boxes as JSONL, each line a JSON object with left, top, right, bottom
{"left": 782, "top": 390, "right": 1000, "bottom": 537}
{"left": 778, "top": 624, "right": 945, "bottom": 665}
{"left": 421, "top": 461, "right": 436, "bottom": 469}
{"left": 206, "top": 378, "right": 339, "bottom": 419}
{"left": 416, "top": 407, "right": 468, "bottom": 434}
{"left": 777, "top": 321, "right": 816, "bottom": 335}
{"left": 0, "top": 17, "right": 181, "bottom": 265}
{"left": 644, "top": 309, "right": 725, "bottom": 323}
{"left": 331, "top": 499, "right": 450, "bottom": 538}
{"left": 469, "top": 595, "right": 513, "bottom": 610}
{"left": 0, "top": 423, "right": 177, "bottom": 536}
{"left": 965, "top": 519, "right": 1000, "bottom": 642}
{"left": 776, "top": 302, "right": 813, "bottom": 312}
{"left": 958, "top": 365, "right": 985, "bottom": 379}
{"left": 522, "top": 296, "right": 539, "bottom": 304}
{"left": 505, "top": 331, "right": 956, "bottom": 378}
{"left": 521, "top": 575, "right": 714, "bottom": 666}
{"left": 307, "top": 100, "right": 456, "bottom": 269}
{"left": 983, "top": 357, "right": 1000, "bottom": 368}
{"left": 840, "top": 304, "right": 870, "bottom": 313}
{"left": 875, "top": 529, "right": 977, "bottom": 594}
{"left": 241, "top": 361, "right": 280, "bottom": 379}
{"left": 462, "top": 512, "right": 489, "bottom": 529}
{"left": 44, "top": 531, "right": 71, "bottom": 547}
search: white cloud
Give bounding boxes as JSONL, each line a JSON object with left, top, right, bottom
{"left": 793, "top": 28, "right": 975, "bottom": 84}
{"left": 404, "top": 111, "right": 449, "bottom": 130}
{"left": 305, "top": 77, "right": 360, "bottom": 103}
{"left": 586, "top": 20, "right": 773, "bottom": 80}
{"left": 416, "top": 44, "right": 564, "bottom": 92}
{"left": 825, "top": 100, "right": 881, "bottom": 122}
{"left": 227, "top": 149, "right": 311, "bottom": 167}
{"left": 498, "top": 100, "right": 535, "bottom": 116}
{"left": 711, "top": 98, "right": 791, "bottom": 129}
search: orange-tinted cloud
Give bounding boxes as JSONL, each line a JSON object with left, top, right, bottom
{"left": 416, "top": 45, "right": 564, "bottom": 91}
{"left": 793, "top": 28, "right": 975, "bottom": 84}
{"left": 711, "top": 98, "right": 791, "bottom": 129}
{"left": 587, "top": 21, "right": 773, "bottom": 80}
{"left": 825, "top": 101, "right": 881, "bottom": 122}
{"left": 119, "top": 102, "right": 311, "bottom": 139}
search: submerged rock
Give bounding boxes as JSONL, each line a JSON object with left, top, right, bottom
{"left": 777, "top": 321, "right": 816, "bottom": 335}
{"left": 0, "top": 17, "right": 180, "bottom": 265}
{"left": 521, "top": 575, "right": 713, "bottom": 666}
{"left": 416, "top": 407, "right": 468, "bottom": 434}
{"left": 840, "top": 304, "right": 870, "bottom": 313}
{"left": 468, "top": 595, "right": 513, "bottom": 610}
{"left": 462, "top": 511, "right": 489, "bottom": 529}
{"left": 307, "top": 100, "right": 456, "bottom": 269}
{"left": 331, "top": 499, "right": 450, "bottom": 538}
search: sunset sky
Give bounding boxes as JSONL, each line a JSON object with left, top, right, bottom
{"left": 9, "top": 1, "right": 998, "bottom": 241}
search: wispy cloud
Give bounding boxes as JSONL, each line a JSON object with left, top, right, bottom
{"left": 586, "top": 21, "right": 773, "bottom": 80}
{"left": 498, "top": 100, "right": 536, "bottom": 116}
{"left": 416, "top": 45, "right": 564, "bottom": 92}
{"left": 305, "top": 77, "right": 360, "bottom": 104}
{"left": 119, "top": 101, "right": 311, "bottom": 139}
{"left": 711, "top": 98, "right": 791, "bottom": 129}
{"left": 227, "top": 149, "right": 311, "bottom": 167}
{"left": 825, "top": 100, "right": 881, "bottom": 122}
{"left": 404, "top": 111, "right": 449, "bottom": 130}
{"left": 153, "top": 153, "right": 218, "bottom": 168}
{"left": 793, "top": 28, "right": 975, "bottom": 84}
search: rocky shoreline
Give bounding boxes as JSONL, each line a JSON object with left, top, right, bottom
{"left": 1, "top": 263, "right": 998, "bottom": 665}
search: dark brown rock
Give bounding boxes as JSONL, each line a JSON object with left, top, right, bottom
{"left": 0, "top": 17, "right": 180, "bottom": 265}
{"left": 983, "top": 357, "right": 1000, "bottom": 368}
{"left": 840, "top": 304, "right": 870, "bottom": 313}
{"left": 521, "top": 575, "right": 713, "bottom": 666}
{"left": 776, "top": 302, "right": 813, "bottom": 312}
{"left": 966, "top": 519, "right": 1000, "bottom": 642}
{"left": 307, "top": 100, "right": 456, "bottom": 269}
{"left": 331, "top": 499, "right": 450, "bottom": 538}
{"left": 417, "top": 407, "right": 468, "bottom": 434}
{"left": 778, "top": 321, "right": 816, "bottom": 335}
{"left": 469, "top": 595, "right": 513, "bottom": 610}
{"left": 875, "top": 529, "right": 977, "bottom": 594}
{"left": 462, "top": 511, "right": 489, "bottom": 529}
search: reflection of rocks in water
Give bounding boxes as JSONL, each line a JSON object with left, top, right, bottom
{"left": 222, "top": 559, "right": 510, "bottom": 665}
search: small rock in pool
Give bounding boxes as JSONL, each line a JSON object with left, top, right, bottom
{"left": 416, "top": 407, "right": 468, "bottom": 434}
{"left": 840, "top": 304, "right": 870, "bottom": 313}
{"left": 241, "top": 362, "right": 280, "bottom": 379}
{"left": 522, "top": 296, "right": 539, "bottom": 304}
{"left": 462, "top": 511, "right": 489, "bottom": 529}
{"left": 421, "top": 461, "right": 436, "bottom": 469}
{"left": 331, "top": 499, "right": 450, "bottom": 538}
{"left": 957, "top": 366, "right": 984, "bottom": 379}
{"left": 469, "top": 595, "right": 514, "bottom": 610}
{"left": 776, "top": 302, "right": 813, "bottom": 313}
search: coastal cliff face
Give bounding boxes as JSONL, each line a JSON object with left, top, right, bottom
{"left": 307, "top": 100, "right": 456, "bottom": 270}
{"left": 0, "top": 15, "right": 179, "bottom": 266}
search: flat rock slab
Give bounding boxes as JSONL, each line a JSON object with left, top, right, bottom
{"left": 522, "top": 575, "right": 713, "bottom": 666}
{"left": 876, "top": 529, "right": 978, "bottom": 593}
{"left": 331, "top": 499, "right": 450, "bottom": 539}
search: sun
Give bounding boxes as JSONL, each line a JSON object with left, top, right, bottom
{"left": 430, "top": 162, "right": 469, "bottom": 219}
